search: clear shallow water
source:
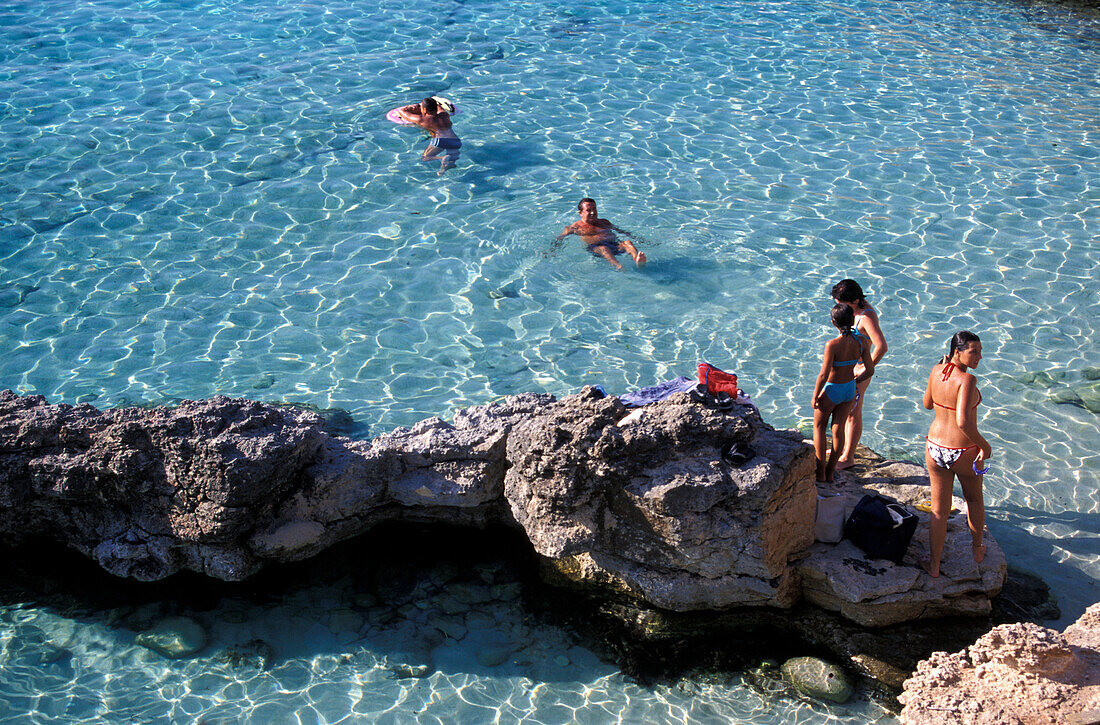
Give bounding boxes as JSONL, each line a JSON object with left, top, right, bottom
{"left": 1, "top": 0, "right": 1099, "bottom": 720}
{"left": 1, "top": 528, "right": 897, "bottom": 725}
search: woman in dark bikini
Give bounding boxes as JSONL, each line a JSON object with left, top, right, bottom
{"left": 396, "top": 97, "right": 461, "bottom": 174}
{"left": 922, "top": 331, "right": 992, "bottom": 578}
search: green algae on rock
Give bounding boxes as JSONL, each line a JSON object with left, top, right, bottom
{"left": 780, "top": 656, "right": 854, "bottom": 703}
{"left": 135, "top": 616, "right": 207, "bottom": 659}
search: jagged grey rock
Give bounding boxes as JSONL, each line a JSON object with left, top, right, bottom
{"left": 797, "top": 453, "right": 1007, "bottom": 627}
{"left": 504, "top": 387, "right": 816, "bottom": 609}
{"left": 0, "top": 391, "right": 326, "bottom": 581}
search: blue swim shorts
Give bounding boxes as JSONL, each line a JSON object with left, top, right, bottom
{"left": 428, "top": 137, "right": 462, "bottom": 150}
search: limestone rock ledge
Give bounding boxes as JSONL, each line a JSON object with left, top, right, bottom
{"left": 504, "top": 388, "right": 814, "bottom": 610}
{"left": 0, "top": 388, "right": 1002, "bottom": 629}
{"left": 898, "top": 603, "right": 1100, "bottom": 724}
{"left": 798, "top": 452, "right": 1007, "bottom": 627}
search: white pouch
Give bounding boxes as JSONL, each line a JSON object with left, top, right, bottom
{"left": 815, "top": 493, "right": 846, "bottom": 543}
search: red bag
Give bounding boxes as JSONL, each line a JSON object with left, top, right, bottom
{"left": 698, "top": 362, "right": 740, "bottom": 396}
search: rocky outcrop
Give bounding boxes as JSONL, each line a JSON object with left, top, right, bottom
{"left": 0, "top": 388, "right": 1003, "bottom": 629}
{"left": 0, "top": 389, "right": 547, "bottom": 581}
{"left": 248, "top": 393, "right": 553, "bottom": 565}
{"left": 797, "top": 451, "right": 1007, "bottom": 627}
{"left": 0, "top": 392, "right": 326, "bottom": 581}
{"left": 899, "top": 603, "right": 1100, "bottom": 724}
{"left": 505, "top": 388, "right": 815, "bottom": 610}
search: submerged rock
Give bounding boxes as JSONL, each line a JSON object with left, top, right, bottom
{"left": 429, "top": 615, "right": 468, "bottom": 641}
{"left": 487, "top": 285, "right": 518, "bottom": 300}
{"left": 744, "top": 659, "right": 787, "bottom": 696}
{"left": 251, "top": 373, "right": 276, "bottom": 390}
{"left": 328, "top": 608, "right": 365, "bottom": 638}
{"left": 390, "top": 662, "right": 432, "bottom": 679}
{"left": 1050, "top": 382, "right": 1100, "bottom": 414}
{"left": 32, "top": 644, "right": 72, "bottom": 666}
{"left": 993, "top": 567, "right": 1061, "bottom": 624}
{"left": 475, "top": 642, "right": 516, "bottom": 667}
{"left": 216, "top": 638, "right": 275, "bottom": 670}
{"left": 385, "top": 651, "right": 434, "bottom": 679}
{"left": 135, "top": 616, "right": 207, "bottom": 659}
{"left": 780, "top": 656, "right": 853, "bottom": 703}
{"left": 1016, "top": 371, "right": 1065, "bottom": 388}
{"left": 0, "top": 283, "right": 39, "bottom": 308}
{"left": 351, "top": 592, "right": 379, "bottom": 609}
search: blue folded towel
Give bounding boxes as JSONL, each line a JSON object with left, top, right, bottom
{"left": 618, "top": 376, "right": 697, "bottom": 408}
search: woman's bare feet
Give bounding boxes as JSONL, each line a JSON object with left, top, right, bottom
{"left": 634, "top": 251, "right": 647, "bottom": 268}
{"left": 834, "top": 458, "right": 855, "bottom": 471}
{"left": 919, "top": 559, "right": 940, "bottom": 578}
{"left": 972, "top": 543, "right": 986, "bottom": 564}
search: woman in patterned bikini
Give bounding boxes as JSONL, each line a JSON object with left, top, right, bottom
{"left": 921, "top": 330, "right": 992, "bottom": 578}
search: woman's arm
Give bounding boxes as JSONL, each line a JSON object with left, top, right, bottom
{"left": 922, "top": 368, "right": 935, "bottom": 410}
{"left": 396, "top": 108, "right": 429, "bottom": 128}
{"left": 860, "top": 308, "right": 888, "bottom": 366}
{"left": 855, "top": 339, "right": 875, "bottom": 385}
{"left": 811, "top": 342, "right": 833, "bottom": 408}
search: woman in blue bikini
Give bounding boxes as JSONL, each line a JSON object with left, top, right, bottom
{"left": 811, "top": 304, "right": 875, "bottom": 483}
{"left": 830, "top": 279, "right": 887, "bottom": 470}
{"left": 922, "top": 330, "right": 991, "bottom": 578}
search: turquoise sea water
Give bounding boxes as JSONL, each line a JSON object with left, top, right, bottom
{"left": 1, "top": 0, "right": 1099, "bottom": 721}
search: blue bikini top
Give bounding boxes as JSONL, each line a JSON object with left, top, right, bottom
{"left": 833, "top": 330, "right": 864, "bottom": 367}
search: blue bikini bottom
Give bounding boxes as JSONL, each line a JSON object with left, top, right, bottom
{"left": 822, "top": 380, "right": 857, "bottom": 404}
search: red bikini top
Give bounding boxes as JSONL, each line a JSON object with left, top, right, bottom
{"left": 932, "top": 362, "right": 982, "bottom": 411}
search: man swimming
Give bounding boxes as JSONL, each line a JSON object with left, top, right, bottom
{"left": 556, "top": 198, "right": 647, "bottom": 270}
{"left": 396, "top": 97, "right": 461, "bottom": 174}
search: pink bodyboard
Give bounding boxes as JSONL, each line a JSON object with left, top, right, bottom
{"left": 387, "top": 98, "right": 458, "bottom": 125}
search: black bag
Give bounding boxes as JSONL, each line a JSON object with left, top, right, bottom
{"left": 843, "top": 494, "right": 918, "bottom": 564}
